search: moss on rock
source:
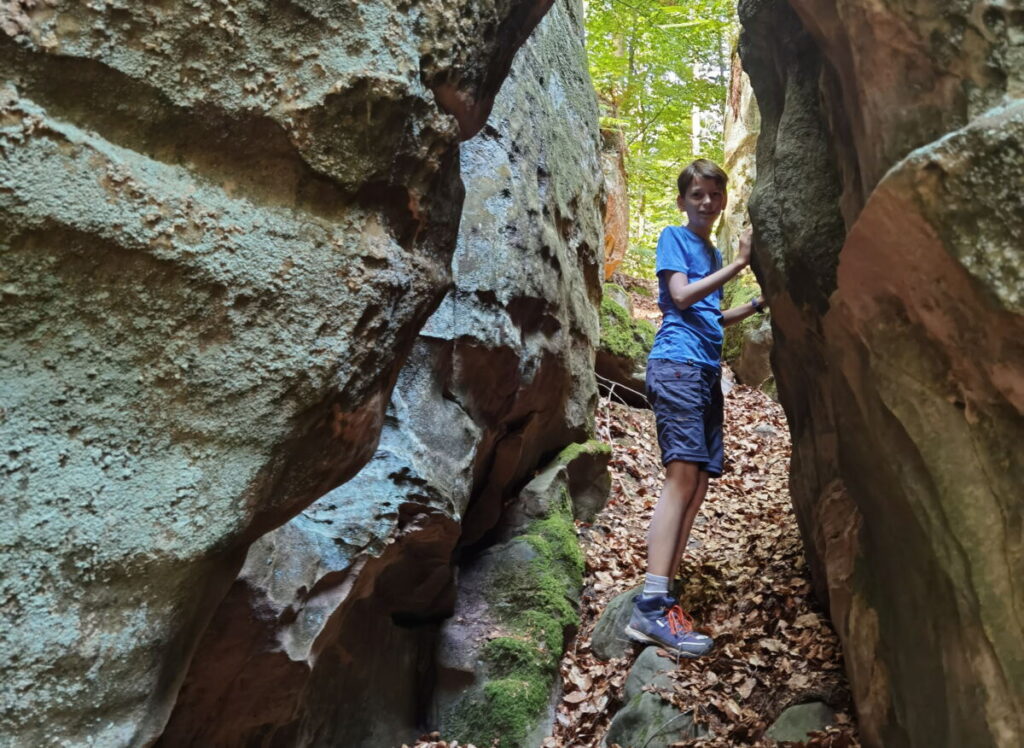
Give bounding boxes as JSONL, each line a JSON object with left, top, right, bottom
{"left": 600, "top": 284, "right": 656, "bottom": 362}
{"left": 483, "top": 636, "right": 547, "bottom": 672}
{"left": 555, "top": 438, "right": 612, "bottom": 466}
{"left": 449, "top": 678, "right": 550, "bottom": 746}
{"left": 722, "top": 273, "right": 762, "bottom": 365}
{"left": 446, "top": 492, "right": 583, "bottom": 747}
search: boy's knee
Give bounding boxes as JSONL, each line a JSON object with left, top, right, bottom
{"left": 665, "top": 459, "right": 701, "bottom": 486}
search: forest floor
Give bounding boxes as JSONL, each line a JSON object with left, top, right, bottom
{"left": 413, "top": 278, "right": 861, "bottom": 748}
{"left": 546, "top": 383, "right": 860, "bottom": 747}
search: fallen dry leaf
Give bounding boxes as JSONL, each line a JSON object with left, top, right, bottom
{"left": 421, "top": 283, "right": 859, "bottom": 748}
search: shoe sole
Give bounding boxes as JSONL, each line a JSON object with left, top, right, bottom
{"left": 623, "top": 625, "right": 713, "bottom": 658}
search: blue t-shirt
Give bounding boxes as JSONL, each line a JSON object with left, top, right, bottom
{"left": 648, "top": 225, "right": 724, "bottom": 369}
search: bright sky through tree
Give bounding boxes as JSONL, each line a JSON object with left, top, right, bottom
{"left": 584, "top": 0, "right": 737, "bottom": 273}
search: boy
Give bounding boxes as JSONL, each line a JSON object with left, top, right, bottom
{"left": 624, "top": 158, "right": 765, "bottom": 657}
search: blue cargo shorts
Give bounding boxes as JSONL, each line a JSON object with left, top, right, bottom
{"left": 645, "top": 358, "right": 724, "bottom": 477}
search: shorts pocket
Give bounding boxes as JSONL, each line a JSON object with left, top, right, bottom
{"left": 647, "top": 361, "right": 703, "bottom": 412}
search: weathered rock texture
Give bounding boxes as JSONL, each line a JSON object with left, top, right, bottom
{"left": 0, "top": 0, "right": 554, "bottom": 744}
{"left": 160, "top": 1, "right": 604, "bottom": 745}
{"left": 600, "top": 129, "right": 630, "bottom": 278}
{"left": 435, "top": 460, "right": 584, "bottom": 747}
{"left": 718, "top": 50, "right": 760, "bottom": 264}
{"left": 603, "top": 646, "right": 705, "bottom": 747}
{"left": 739, "top": 1, "right": 1023, "bottom": 746}
{"left": 718, "top": 50, "right": 773, "bottom": 389}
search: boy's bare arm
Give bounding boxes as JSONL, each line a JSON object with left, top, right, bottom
{"left": 666, "top": 227, "right": 753, "bottom": 310}
{"left": 722, "top": 296, "right": 766, "bottom": 327}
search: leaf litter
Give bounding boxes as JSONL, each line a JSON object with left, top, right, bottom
{"left": 551, "top": 381, "right": 861, "bottom": 747}
{"left": 410, "top": 315, "right": 859, "bottom": 747}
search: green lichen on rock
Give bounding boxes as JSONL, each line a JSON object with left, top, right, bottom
{"left": 524, "top": 504, "right": 586, "bottom": 591}
{"left": 600, "top": 283, "right": 656, "bottom": 362}
{"left": 450, "top": 677, "right": 550, "bottom": 747}
{"left": 445, "top": 492, "right": 583, "bottom": 747}
{"left": 722, "top": 273, "right": 762, "bottom": 365}
{"left": 555, "top": 438, "right": 611, "bottom": 466}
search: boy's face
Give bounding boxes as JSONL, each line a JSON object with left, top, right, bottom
{"left": 677, "top": 175, "right": 727, "bottom": 235}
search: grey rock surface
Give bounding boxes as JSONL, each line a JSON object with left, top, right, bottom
{"left": 559, "top": 439, "right": 613, "bottom": 523}
{"left": 730, "top": 314, "right": 774, "bottom": 389}
{"left": 590, "top": 586, "right": 641, "bottom": 661}
{"left": 766, "top": 701, "right": 837, "bottom": 742}
{"left": 159, "top": 0, "right": 604, "bottom": 744}
{"left": 604, "top": 691, "right": 701, "bottom": 748}
{"left": 600, "top": 618, "right": 707, "bottom": 748}
{"left": 623, "top": 646, "right": 677, "bottom": 701}
{"left": 1, "top": 0, "right": 555, "bottom": 744}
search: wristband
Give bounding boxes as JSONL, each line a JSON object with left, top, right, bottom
{"left": 750, "top": 298, "right": 764, "bottom": 314}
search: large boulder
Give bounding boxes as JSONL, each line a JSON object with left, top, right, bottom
{"left": 739, "top": 2, "right": 1023, "bottom": 746}
{"left": 434, "top": 463, "right": 585, "bottom": 748}
{"left": 603, "top": 646, "right": 704, "bottom": 748}
{"left": 0, "top": 1, "right": 557, "bottom": 744}
{"left": 159, "top": 1, "right": 604, "bottom": 745}
{"left": 590, "top": 585, "right": 641, "bottom": 662}
{"left": 766, "top": 702, "right": 837, "bottom": 742}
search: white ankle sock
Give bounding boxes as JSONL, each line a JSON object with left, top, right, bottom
{"left": 642, "top": 573, "right": 669, "bottom": 597}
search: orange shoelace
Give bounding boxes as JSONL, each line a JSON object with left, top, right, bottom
{"left": 665, "top": 604, "right": 696, "bottom": 636}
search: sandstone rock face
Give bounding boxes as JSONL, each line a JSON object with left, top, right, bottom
{"left": 160, "top": 1, "right": 604, "bottom": 744}
{"left": 718, "top": 51, "right": 760, "bottom": 264}
{"left": 600, "top": 129, "right": 630, "bottom": 278}
{"left": 0, "top": 1, "right": 554, "bottom": 744}
{"left": 718, "top": 53, "right": 773, "bottom": 390}
{"left": 739, "top": 2, "right": 1023, "bottom": 746}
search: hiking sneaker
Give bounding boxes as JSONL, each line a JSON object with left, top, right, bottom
{"left": 624, "top": 594, "right": 714, "bottom": 658}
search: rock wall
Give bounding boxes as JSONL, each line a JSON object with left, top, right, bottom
{"left": 739, "top": 1, "right": 1023, "bottom": 746}
{"left": 0, "top": 1, "right": 555, "bottom": 744}
{"left": 600, "top": 129, "right": 629, "bottom": 278}
{"left": 718, "top": 49, "right": 760, "bottom": 264}
{"left": 160, "top": 0, "right": 605, "bottom": 745}
{"left": 718, "top": 48, "right": 773, "bottom": 389}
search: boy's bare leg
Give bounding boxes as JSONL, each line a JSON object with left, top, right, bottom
{"left": 645, "top": 460, "right": 702, "bottom": 577}
{"left": 669, "top": 470, "right": 709, "bottom": 581}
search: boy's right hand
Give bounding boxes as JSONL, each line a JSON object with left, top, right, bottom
{"left": 737, "top": 227, "right": 753, "bottom": 266}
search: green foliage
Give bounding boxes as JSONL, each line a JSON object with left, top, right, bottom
{"left": 586, "top": 0, "right": 737, "bottom": 275}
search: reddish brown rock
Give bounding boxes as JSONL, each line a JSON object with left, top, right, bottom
{"left": 601, "top": 129, "right": 630, "bottom": 278}
{"left": 739, "top": 1, "right": 1023, "bottom": 745}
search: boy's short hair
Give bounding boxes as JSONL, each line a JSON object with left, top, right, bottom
{"left": 677, "top": 159, "right": 728, "bottom": 196}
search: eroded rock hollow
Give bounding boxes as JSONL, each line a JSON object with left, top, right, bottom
{"left": 739, "top": 1, "right": 1023, "bottom": 746}
{"left": 1, "top": 0, "right": 565, "bottom": 744}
